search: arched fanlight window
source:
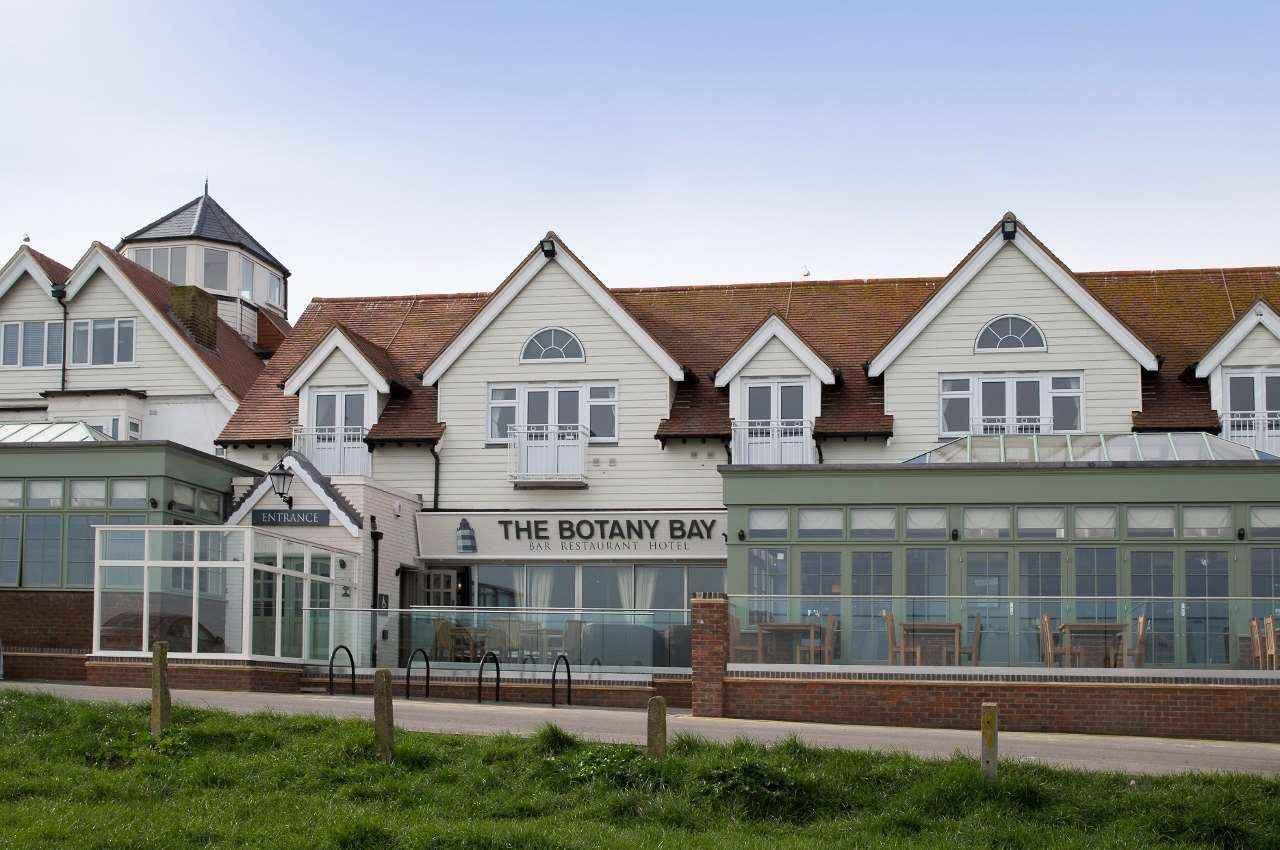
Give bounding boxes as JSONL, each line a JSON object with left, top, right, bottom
{"left": 521, "top": 327, "right": 584, "bottom": 361}
{"left": 975, "top": 316, "right": 1046, "bottom": 352}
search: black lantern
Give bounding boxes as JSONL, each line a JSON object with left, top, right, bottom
{"left": 1000, "top": 212, "right": 1017, "bottom": 240}
{"left": 539, "top": 238, "right": 556, "bottom": 258}
{"left": 268, "top": 459, "right": 294, "bottom": 509}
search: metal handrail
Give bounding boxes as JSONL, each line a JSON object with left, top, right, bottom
{"left": 971, "top": 415, "right": 1054, "bottom": 435}
{"left": 551, "top": 653, "right": 572, "bottom": 707}
{"left": 328, "top": 644, "right": 355, "bottom": 695}
{"left": 406, "top": 648, "right": 430, "bottom": 700}
{"left": 477, "top": 651, "right": 501, "bottom": 703}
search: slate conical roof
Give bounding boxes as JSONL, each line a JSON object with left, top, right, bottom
{"left": 119, "top": 187, "right": 289, "bottom": 275}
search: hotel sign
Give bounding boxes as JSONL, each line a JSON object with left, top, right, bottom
{"left": 252, "top": 509, "right": 331, "bottom": 527}
{"left": 416, "top": 511, "right": 727, "bottom": 560}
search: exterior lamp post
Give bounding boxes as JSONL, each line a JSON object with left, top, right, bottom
{"left": 268, "top": 459, "right": 294, "bottom": 509}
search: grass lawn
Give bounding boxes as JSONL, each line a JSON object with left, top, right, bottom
{"left": 0, "top": 692, "right": 1276, "bottom": 850}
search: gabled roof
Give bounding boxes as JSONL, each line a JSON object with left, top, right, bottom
{"left": 867, "top": 214, "right": 1158, "bottom": 377}
{"left": 1195, "top": 299, "right": 1280, "bottom": 377}
{"left": 118, "top": 188, "right": 289, "bottom": 275}
{"left": 715, "top": 312, "right": 836, "bottom": 387}
{"left": 421, "top": 232, "right": 684, "bottom": 385}
{"left": 60, "top": 243, "right": 265, "bottom": 405}
{"left": 226, "top": 450, "right": 362, "bottom": 537}
{"left": 256, "top": 308, "right": 292, "bottom": 354}
{"left": 281, "top": 322, "right": 402, "bottom": 396}
{"left": 0, "top": 244, "right": 71, "bottom": 300}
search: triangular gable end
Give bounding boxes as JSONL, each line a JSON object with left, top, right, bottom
{"left": 1195, "top": 300, "right": 1280, "bottom": 378}
{"left": 867, "top": 215, "right": 1158, "bottom": 377}
{"left": 0, "top": 246, "right": 58, "bottom": 301}
{"left": 226, "top": 451, "right": 362, "bottom": 537}
{"left": 61, "top": 244, "right": 240, "bottom": 412}
{"left": 282, "top": 325, "right": 393, "bottom": 396}
{"left": 715, "top": 313, "right": 836, "bottom": 386}
{"left": 421, "top": 233, "right": 684, "bottom": 385}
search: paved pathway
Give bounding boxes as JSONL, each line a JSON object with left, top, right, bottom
{"left": 5, "top": 680, "right": 1279, "bottom": 776}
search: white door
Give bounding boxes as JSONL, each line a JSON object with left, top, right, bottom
{"left": 978, "top": 378, "right": 1044, "bottom": 433}
{"left": 554, "top": 388, "right": 583, "bottom": 474}
{"left": 313, "top": 391, "right": 365, "bottom": 474}
{"left": 744, "top": 382, "right": 807, "bottom": 464}
{"left": 1227, "top": 373, "right": 1280, "bottom": 452}
{"left": 523, "top": 389, "right": 552, "bottom": 475}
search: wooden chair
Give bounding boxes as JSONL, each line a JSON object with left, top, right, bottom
{"left": 1265, "top": 615, "right": 1279, "bottom": 671}
{"left": 729, "top": 615, "right": 760, "bottom": 662}
{"left": 1123, "top": 614, "right": 1149, "bottom": 668}
{"left": 432, "top": 618, "right": 472, "bottom": 661}
{"left": 1039, "top": 613, "right": 1082, "bottom": 668}
{"left": 885, "top": 611, "right": 921, "bottom": 665}
{"left": 1249, "top": 619, "right": 1266, "bottom": 670}
{"left": 954, "top": 613, "right": 983, "bottom": 666}
{"left": 798, "top": 614, "right": 837, "bottom": 664}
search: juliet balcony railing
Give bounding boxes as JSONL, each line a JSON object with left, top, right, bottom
{"left": 731, "top": 419, "right": 816, "bottom": 465}
{"left": 971, "top": 415, "right": 1055, "bottom": 435}
{"left": 292, "top": 426, "right": 371, "bottom": 476}
{"left": 508, "top": 424, "right": 589, "bottom": 485}
{"left": 1221, "top": 411, "right": 1280, "bottom": 455}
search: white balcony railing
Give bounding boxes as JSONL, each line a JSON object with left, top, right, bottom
{"left": 292, "top": 426, "right": 371, "bottom": 477}
{"left": 508, "top": 424, "right": 589, "bottom": 484}
{"left": 1221, "top": 411, "right": 1280, "bottom": 455}
{"left": 971, "top": 416, "right": 1054, "bottom": 435}
{"left": 731, "top": 419, "right": 815, "bottom": 465}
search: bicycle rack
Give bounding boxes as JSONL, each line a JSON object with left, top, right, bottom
{"left": 477, "top": 651, "right": 501, "bottom": 703}
{"left": 328, "top": 644, "right": 355, "bottom": 695}
{"left": 406, "top": 648, "right": 430, "bottom": 700}
{"left": 551, "top": 653, "right": 572, "bottom": 707}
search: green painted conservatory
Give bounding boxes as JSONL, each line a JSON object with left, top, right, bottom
{"left": 720, "top": 433, "right": 1280, "bottom": 671}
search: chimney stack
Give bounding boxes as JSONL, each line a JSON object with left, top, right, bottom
{"left": 169, "top": 286, "right": 218, "bottom": 349}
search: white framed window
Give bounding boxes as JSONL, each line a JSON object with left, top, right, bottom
{"left": 134, "top": 246, "right": 187, "bottom": 284}
{"left": 975, "top": 315, "right": 1046, "bottom": 352}
{"left": 127, "top": 419, "right": 142, "bottom": 440}
{"left": 69, "top": 319, "right": 135, "bottom": 366}
{"left": 938, "top": 372, "right": 1084, "bottom": 437}
{"left": 520, "top": 327, "right": 584, "bottom": 362}
{"left": 485, "top": 382, "right": 617, "bottom": 444}
{"left": 241, "top": 257, "right": 256, "bottom": 300}
{"left": 268, "top": 272, "right": 284, "bottom": 306}
{"left": 203, "top": 248, "right": 228, "bottom": 291}
{"left": 1, "top": 320, "right": 63, "bottom": 368}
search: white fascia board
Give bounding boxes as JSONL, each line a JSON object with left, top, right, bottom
{"left": 422, "top": 237, "right": 684, "bottom": 385}
{"left": 63, "top": 247, "right": 239, "bottom": 413}
{"left": 283, "top": 327, "right": 391, "bottom": 396}
{"left": 0, "top": 249, "right": 54, "bottom": 300}
{"left": 1195, "top": 301, "right": 1280, "bottom": 378}
{"left": 868, "top": 229, "right": 1158, "bottom": 377}
{"left": 715, "top": 314, "right": 835, "bottom": 387}
{"left": 226, "top": 454, "right": 362, "bottom": 538}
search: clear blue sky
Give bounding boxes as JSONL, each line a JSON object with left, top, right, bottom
{"left": 3, "top": 1, "right": 1277, "bottom": 320}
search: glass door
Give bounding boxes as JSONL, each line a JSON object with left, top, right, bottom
{"left": 312, "top": 393, "right": 340, "bottom": 472}
{"left": 964, "top": 551, "right": 1010, "bottom": 665}
{"left": 523, "top": 388, "right": 552, "bottom": 475}
{"left": 554, "top": 388, "right": 583, "bottom": 475}
{"left": 1015, "top": 550, "right": 1063, "bottom": 665}
{"left": 743, "top": 381, "right": 807, "bottom": 464}
{"left": 340, "top": 393, "right": 365, "bottom": 473}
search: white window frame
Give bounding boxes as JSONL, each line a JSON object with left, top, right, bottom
{"left": 241, "top": 256, "right": 256, "bottom": 301}
{"left": 268, "top": 272, "right": 284, "bottom": 306}
{"left": 519, "top": 327, "right": 586, "bottom": 363}
{"left": 203, "top": 247, "right": 229, "bottom": 291}
{"left": 974, "top": 314, "right": 1047, "bottom": 353}
{"left": 135, "top": 246, "right": 187, "bottom": 284}
{"left": 937, "top": 371, "right": 1085, "bottom": 437}
{"left": 0, "top": 320, "right": 63, "bottom": 369}
{"left": 68, "top": 318, "right": 136, "bottom": 367}
{"left": 485, "top": 382, "right": 619, "bottom": 445}
{"left": 738, "top": 376, "right": 818, "bottom": 422}
{"left": 1222, "top": 367, "right": 1280, "bottom": 413}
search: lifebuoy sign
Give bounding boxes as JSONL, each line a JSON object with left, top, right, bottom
{"left": 416, "top": 511, "right": 727, "bottom": 560}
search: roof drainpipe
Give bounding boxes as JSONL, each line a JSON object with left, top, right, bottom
{"left": 428, "top": 443, "right": 440, "bottom": 510}
{"left": 369, "top": 515, "right": 383, "bottom": 668}
{"left": 721, "top": 437, "right": 732, "bottom": 465}
{"left": 52, "top": 285, "right": 68, "bottom": 391}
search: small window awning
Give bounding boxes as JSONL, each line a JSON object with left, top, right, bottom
{"left": 904, "top": 432, "right": 1278, "bottom": 464}
{"left": 0, "top": 421, "right": 114, "bottom": 443}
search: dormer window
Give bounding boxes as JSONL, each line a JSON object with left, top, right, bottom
{"left": 976, "top": 315, "right": 1046, "bottom": 352}
{"left": 521, "top": 327, "right": 584, "bottom": 362}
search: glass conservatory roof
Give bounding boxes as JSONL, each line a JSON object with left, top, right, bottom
{"left": 904, "top": 432, "right": 1279, "bottom": 465}
{"left": 0, "top": 421, "right": 113, "bottom": 443}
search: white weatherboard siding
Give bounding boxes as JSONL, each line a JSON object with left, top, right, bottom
{"left": 1222, "top": 325, "right": 1280, "bottom": 367}
{"left": 308, "top": 349, "right": 367, "bottom": 386}
{"left": 0, "top": 273, "right": 61, "bottom": 399}
{"left": 226, "top": 446, "right": 281, "bottom": 473}
{"left": 434, "top": 261, "right": 723, "bottom": 509}
{"left": 143, "top": 396, "right": 232, "bottom": 450}
{"left": 738, "top": 338, "right": 810, "bottom": 377}
{"left": 820, "top": 438, "right": 894, "bottom": 463}
{"left": 882, "top": 244, "right": 1143, "bottom": 461}
{"left": 370, "top": 445, "right": 436, "bottom": 499}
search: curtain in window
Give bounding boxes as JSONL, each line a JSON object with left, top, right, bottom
{"left": 851, "top": 508, "right": 896, "bottom": 534}
{"left": 1250, "top": 507, "right": 1280, "bottom": 535}
{"left": 1127, "top": 506, "right": 1174, "bottom": 532}
{"left": 1017, "top": 507, "right": 1064, "bottom": 535}
{"left": 615, "top": 566, "right": 635, "bottom": 609}
{"left": 1183, "top": 506, "right": 1232, "bottom": 534}
{"left": 748, "top": 509, "right": 788, "bottom": 535}
{"left": 527, "top": 566, "right": 554, "bottom": 608}
{"left": 962, "top": 508, "right": 1010, "bottom": 537}
{"left": 633, "top": 566, "right": 657, "bottom": 609}
{"left": 906, "top": 507, "right": 946, "bottom": 532}
{"left": 1074, "top": 506, "right": 1117, "bottom": 537}
{"left": 797, "top": 508, "right": 842, "bottom": 535}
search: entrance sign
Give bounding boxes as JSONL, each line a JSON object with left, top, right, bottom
{"left": 252, "top": 509, "right": 331, "bottom": 527}
{"left": 417, "top": 511, "right": 727, "bottom": 560}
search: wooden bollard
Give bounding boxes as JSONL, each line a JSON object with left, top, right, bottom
{"left": 647, "top": 695, "right": 667, "bottom": 759}
{"left": 150, "top": 641, "right": 171, "bottom": 740}
{"left": 373, "top": 669, "right": 394, "bottom": 762}
{"left": 980, "top": 702, "right": 998, "bottom": 781}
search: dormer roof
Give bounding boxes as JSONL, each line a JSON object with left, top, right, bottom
{"left": 281, "top": 322, "right": 404, "bottom": 396}
{"left": 715, "top": 312, "right": 837, "bottom": 387}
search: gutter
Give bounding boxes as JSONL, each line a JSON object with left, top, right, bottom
{"left": 428, "top": 443, "right": 441, "bottom": 510}
{"left": 52, "top": 284, "right": 67, "bottom": 391}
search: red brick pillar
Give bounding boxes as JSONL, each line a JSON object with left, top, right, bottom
{"left": 691, "top": 592, "right": 729, "bottom": 717}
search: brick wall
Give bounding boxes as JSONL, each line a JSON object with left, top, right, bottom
{"left": 721, "top": 677, "right": 1280, "bottom": 743}
{"left": 691, "top": 593, "right": 728, "bottom": 717}
{"left": 0, "top": 591, "right": 94, "bottom": 651}
{"left": 2, "top": 650, "right": 87, "bottom": 681}
{"left": 86, "top": 659, "right": 301, "bottom": 693}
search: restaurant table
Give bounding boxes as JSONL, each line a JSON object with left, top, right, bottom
{"left": 900, "top": 622, "right": 962, "bottom": 666}
{"left": 757, "top": 623, "right": 823, "bottom": 663}
{"left": 1059, "top": 622, "right": 1126, "bottom": 668}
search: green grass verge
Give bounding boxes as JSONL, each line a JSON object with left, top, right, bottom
{"left": 0, "top": 691, "right": 1275, "bottom": 849}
